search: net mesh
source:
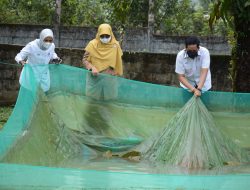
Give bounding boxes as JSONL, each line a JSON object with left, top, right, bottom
{"left": 0, "top": 64, "right": 250, "bottom": 189}
{"left": 142, "top": 96, "right": 250, "bottom": 169}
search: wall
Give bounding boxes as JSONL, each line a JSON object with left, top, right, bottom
{"left": 0, "top": 24, "right": 231, "bottom": 55}
{"left": 0, "top": 44, "right": 231, "bottom": 105}
{"left": 0, "top": 45, "right": 22, "bottom": 105}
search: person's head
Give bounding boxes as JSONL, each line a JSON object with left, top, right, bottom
{"left": 97, "top": 24, "right": 113, "bottom": 44}
{"left": 39, "top": 29, "right": 54, "bottom": 50}
{"left": 185, "top": 36, "right": 200, "bottom": 59}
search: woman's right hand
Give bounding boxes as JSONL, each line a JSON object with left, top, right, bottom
{"left": 19, "top": 60, "right": 26, "bottom": 66}
{"left": 91, "top": 66, "right": 99, "bottom": 76}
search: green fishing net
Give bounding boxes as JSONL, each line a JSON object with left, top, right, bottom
{"left": 0, "top": 64, "right": 250, "bottom": 189}
{"left": 142, "top": 96, "right": 250, "bottom": 168}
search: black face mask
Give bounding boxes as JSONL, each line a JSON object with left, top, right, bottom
{"left": 187, "top": 51, "right": 198, "bottom": 59}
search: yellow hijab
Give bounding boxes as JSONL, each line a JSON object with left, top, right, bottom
{"left": 85, "top": 24, "right": 123, "bottom": 76}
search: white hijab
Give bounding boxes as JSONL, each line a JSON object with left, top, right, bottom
{"left": 38, "top": 29, "right": 54, "bottom": 50}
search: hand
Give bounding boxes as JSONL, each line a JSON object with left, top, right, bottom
{"left": 193, "top": 88, "right": 201, "bottom": 97}
{"left": 57, "top": 58, "right": 62, "bottom": 64}
{"left": 105, "top": 68, "right": 116, "bottom": 76}
{"left": 52, "top": 58, "right": 62, "bottom": 64}
{"left": 91, "top": 67, "right": 99, "bottom": 76}
{"left": 19, "top": 60, "right": 26, "bottom": 66}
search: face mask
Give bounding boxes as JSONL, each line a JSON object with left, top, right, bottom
{"left": 42, "top": 42, "right": 52, "bottom": 49}
{"left": 187, "top": 51, "right": 198, "bottom": 59}
{"left": 100, "top": 36, "right": 111, "bottom": 44}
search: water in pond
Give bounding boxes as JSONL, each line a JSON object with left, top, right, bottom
{"left": 2, "top": 94, "right": 250, "bottom": 174}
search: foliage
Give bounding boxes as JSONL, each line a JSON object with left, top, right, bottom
{"left": 199, "top": 0, "right": 215, "bottom": 9}
{"left": 209, "top": 0, "right": 250, "bottom": 91}
{"left": 0, "top": 0, "right": 228, "bottom": 37}
{"left": 104, "top": 0, "right": 147, "bottom": 28}
{"left": 152, "top": 0, "right": 177, "bottom": 29}
{"left": 209, "top": 0, "right": 250, "bottom": 30}
{"left": 0, "top": 0, "right": 54, "bottom": 24}
{"left": 0, "top": 106, "right": 13, "bottom": 129}
{"left": 61, "top": 0, "right": 106, "bottom": 26}
{"left": 162, "top": 0, "right": 195, "bottom": 35}
{"left": 160, "top": 0, "right": 228, "bottom": 36}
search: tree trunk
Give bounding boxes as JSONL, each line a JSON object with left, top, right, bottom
{"left": 54, "top": 0, "right": 61, "bottom": 46}
{"left": 147, "top": 0, "right": 155, "bottom": 52}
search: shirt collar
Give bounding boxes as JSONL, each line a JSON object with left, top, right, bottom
{"left": 184, "top": 48, "right": 201, "bottom": 59}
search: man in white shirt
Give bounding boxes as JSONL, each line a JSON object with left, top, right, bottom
{"left": 175, "top": 36, "right": 211, "bottom": 97}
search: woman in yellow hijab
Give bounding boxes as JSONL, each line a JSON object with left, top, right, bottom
{"left": 82, "top": 24, "right": 123, "bottom": 100}
{"left": 82, "top": 23, "right": 123, "bottom": 76}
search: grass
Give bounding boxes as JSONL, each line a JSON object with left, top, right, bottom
{"left": 0, "top": 106, "right": 13, "bottom": 129}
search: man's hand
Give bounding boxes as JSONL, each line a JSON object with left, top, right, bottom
{"left": 193, "top": 88, "right": 201, "bottom": 97}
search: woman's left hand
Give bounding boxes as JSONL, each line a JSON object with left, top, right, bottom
{"left": 91, "top": 67, "right": 99, "bottom": 76}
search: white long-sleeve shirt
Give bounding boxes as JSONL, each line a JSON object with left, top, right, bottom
{"left": 15, "top": 39, "right": 58, "bottom": 92}
{"left": 15, "top": 39, "right": 58, "bottom": 64}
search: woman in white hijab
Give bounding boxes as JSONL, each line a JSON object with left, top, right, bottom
{"left": 15, "top": 28, "right": 61, "bottom": 92}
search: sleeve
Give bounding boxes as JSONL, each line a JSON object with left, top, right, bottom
{"left": 84, "top": 41, "right": 93, "bottom": 52}
{"left": 52, "top": 52, "right": 58, "bottom": 59}
{"left": 85, "top": 42, "right": 94, "bottom": 62}
{"left": 175, "top": 52, "right": 185, "bottom": 74}
{"left": 115, "top": 43, "right": 123, "bottom": 76}
{"left": 15, "top": 43, "right": 32, "bottom": 64}
{"left": 51, "top": 44, "right": 58, "bottom": 59}
{"left": 83, "top": 51, "right": 90, "bottom": 61}
{"left": 201, "top": 48, "right": 210, "bottom": 68}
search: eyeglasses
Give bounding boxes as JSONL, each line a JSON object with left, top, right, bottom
{"left": 100, "top": 34, "right": 110, "bottom": 38}
{"left": 44, "top": 39, "right": 53, "bottom": 42}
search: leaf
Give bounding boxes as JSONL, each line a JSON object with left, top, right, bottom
{"left": 245, "top": 1, "right": 250, "bottom": 7}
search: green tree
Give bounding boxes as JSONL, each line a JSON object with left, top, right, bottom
{"left": 61, "top": 0, "right": 106, "bottom": 26}
{"left": 209, "top": 0, "right": 250, "bottom": 92}
{"left": 161, "top": 0, "right": 195, "bottom": 35}
{"left": 159, "top": 0, "right": 228, "bottom": 36}
{"left": 0, "top": 0, "right": 228, "bottom": 38}
{"left": 104, "top": 0, "right": 149, "bottom": 28}
{"left": 199, "top": 0, "right": 215, "bottom": 9}
{"left": 0, "top": 0, "right": 107, "bottom": 26}
{"left": 0, "top": 0, "right": 54, "bottom": 24}
{"left": 152, "top": 0, "right": 177, "bottom": 31}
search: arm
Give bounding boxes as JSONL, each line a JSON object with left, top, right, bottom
{"left": 178, "top": 74, "right": 196, "bottom": 92}
{"left": 82, "top": 51, "right": 99, "bottom": 75}
{"left": 52, "top": 52, "right": 59, "bottom": 59}
{"left": 49, "top": 44, "right": 62, "bottom": 64}
{"left": 82, "top": 51, "right": 92, "bottom": 70}
{"left": 51, "top": 52, "right": 62, "bottom": 64}
{"left": 15, "top": 44, "right": 31, "bottom": 65}
{"left": 197, "top": 68, "right": 209, "bottom": 90}
{"left": 197, "top": 48, "right": 210, "bottom": 90}
{"left": 178, "top": 74, "right": 201, "bottom": 96}
{"left": 175, "top": 53, "right": 201, "bottom": 97}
